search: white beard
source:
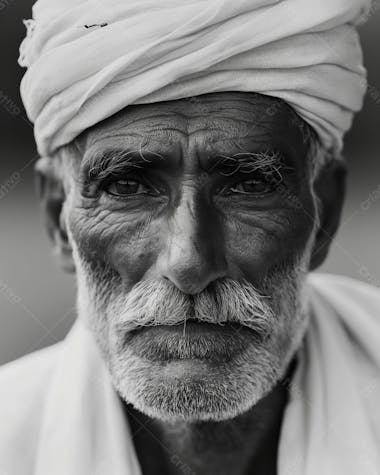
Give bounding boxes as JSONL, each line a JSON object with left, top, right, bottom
{"left": 71, "top": 226, "right": 315, "bottom": 422}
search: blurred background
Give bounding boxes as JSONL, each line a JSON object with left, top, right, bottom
{"left": 0, "top": 2, "right": 379, "bottom": 365}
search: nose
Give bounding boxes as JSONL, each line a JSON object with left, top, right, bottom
{"left": 156, "top": 187, "right": 227, "bottom": 295}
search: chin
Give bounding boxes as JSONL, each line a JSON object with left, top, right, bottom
{"left": 107, "top": 321, "right": 301, "bottom": 422}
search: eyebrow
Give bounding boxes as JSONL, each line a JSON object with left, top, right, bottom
{"left": 81, "top": 146, "right": 166, "bottom": 182}
{"left": 209, "top": 150, "right": 291, "bottom": 179}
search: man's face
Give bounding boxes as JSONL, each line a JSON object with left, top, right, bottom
{"left": 60, "top": 92, "right": 320, "bottom": 422}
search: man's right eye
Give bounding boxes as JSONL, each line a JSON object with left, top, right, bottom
{"left": 104, "top": 179, "right": 152, "bottom": 197}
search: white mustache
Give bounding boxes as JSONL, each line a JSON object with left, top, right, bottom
{"left": 110, "top": 278, "right": 275, "bottom": 337}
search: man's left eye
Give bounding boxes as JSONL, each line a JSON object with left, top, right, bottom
{"left": 104, "top": 179, "right": 152, "bottom": 197}
{"left": 226, "top": 178, "right": 274, "bottom": 195}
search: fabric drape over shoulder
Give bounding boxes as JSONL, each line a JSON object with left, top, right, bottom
{"left": 18, "top": 0, "right": 371, "bottom": 156}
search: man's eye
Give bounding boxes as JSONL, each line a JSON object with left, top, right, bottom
{"left": 225, "top": 177, "right": 274, "bottom": 195}
{"left": 104, "top": 179, "right": 152, "bottom": 197}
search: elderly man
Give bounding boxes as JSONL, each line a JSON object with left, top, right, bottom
{"left": 1, "top": 0, "right": 380, "bottom": 474}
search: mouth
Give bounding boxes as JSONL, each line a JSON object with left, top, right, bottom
{"left": 121, "top": 320, "right": 263, "bottom": 363}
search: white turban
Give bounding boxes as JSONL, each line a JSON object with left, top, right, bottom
{"left": 18, "top": 0, "right": 371, "bottom": 157}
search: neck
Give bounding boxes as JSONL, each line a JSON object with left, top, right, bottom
{"left": 124, "top": 360, "right": 296, "bottom": 475}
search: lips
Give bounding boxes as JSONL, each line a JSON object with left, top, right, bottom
{"left": 121, "top": 320, "right": 261, "bottom": 363}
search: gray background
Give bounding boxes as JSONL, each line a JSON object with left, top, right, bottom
{"left": 0, "top": 2, "right": 379, "bottom": 365}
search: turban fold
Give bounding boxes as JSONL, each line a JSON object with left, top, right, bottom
{"left": 18, "top": 0, "right": 371, "bottom": 157}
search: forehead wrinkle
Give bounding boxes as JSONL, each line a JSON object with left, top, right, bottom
{"left": 83, "top": 95, "right": 292, "bottom": 150}
{"left": 114, "top": 121, "right": 272, "bottom": 143}
{"left": 125, "top": 115, "right": 281, "bottom": 141}
{"left": 84, "top": 130, "right": 180, "bottom": 155}
{"left": 130, "top": 111, "right": 276, "bottom": 133}
{"left": 89, "top": 124, "right": 192, "bottom": 145}
{"left": 160, "top": 92, "right": 283, "bottom": 114}
{"left": 86, "top": 96, "right": 286, "bottom": 139}
{"left": 193, "top": 132, "right": 278, "bottom": 156}
{"left": 89, "top": 112, "right": 189, "bottom": 138}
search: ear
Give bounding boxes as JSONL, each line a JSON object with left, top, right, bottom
{"left": 309, "top": 159, "right": 347, "bottom": 271}
{"left": 34, "top": 157, "right": 75, "bottom": 273}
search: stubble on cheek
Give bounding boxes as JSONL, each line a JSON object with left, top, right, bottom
{"left": 66, "top": 201, "right": 164, "bottom": 362}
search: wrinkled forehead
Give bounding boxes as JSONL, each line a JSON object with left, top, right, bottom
{"left": 77, "top": 92, "right": 312, "bottom": 165}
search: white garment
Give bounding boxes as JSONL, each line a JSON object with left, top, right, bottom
{"left": 1, "top": 273, "right": 380, "bottom": 474}
{"left": 18, "top": 0, "right": 370, "bottom": 156}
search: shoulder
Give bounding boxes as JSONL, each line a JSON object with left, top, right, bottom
{"left": 307, "top": 272, "right": 380, "bottom": 313}
{"left": 0, "top": 341, "right": 62, "bottom": 386}
{"left": 306, "top": 273, "right": 380, "bottom": 353}
{"left": 0, "top": 342, "right": 63, "bottom": 472}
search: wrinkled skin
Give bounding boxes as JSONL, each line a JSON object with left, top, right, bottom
{"left": 36, "top": 92, "right": 346, "bottom": 475}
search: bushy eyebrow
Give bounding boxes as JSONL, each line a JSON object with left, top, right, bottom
{"left": 209, "top": 150, "right": 293, "bottom": 183}
{"left": 81, "top": 146, "right": 166, "bottom": 182}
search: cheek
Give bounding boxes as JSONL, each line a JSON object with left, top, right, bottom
{"left": 67, "top": 206, "right": 163, "bottom": 286}
{"left": 110, "top": 221, "right": 163, "bottom": 283}
{"left": 224, "top": 205, "right": 315, "bottom": 281}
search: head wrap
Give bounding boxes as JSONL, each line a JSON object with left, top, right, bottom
{"left": 18, "top": 0, "right": 371, "bottom": 157}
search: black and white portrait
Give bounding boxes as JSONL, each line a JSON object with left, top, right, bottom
{"left": 1, "top": 1, "right": 380, "bottom": 474}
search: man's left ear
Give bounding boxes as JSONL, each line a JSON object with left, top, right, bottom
{"left": 34, "top": 157, "right": 76, "bottom": 273}
{"left": 309, "top": 159, "right": 347, "bottom": 270}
